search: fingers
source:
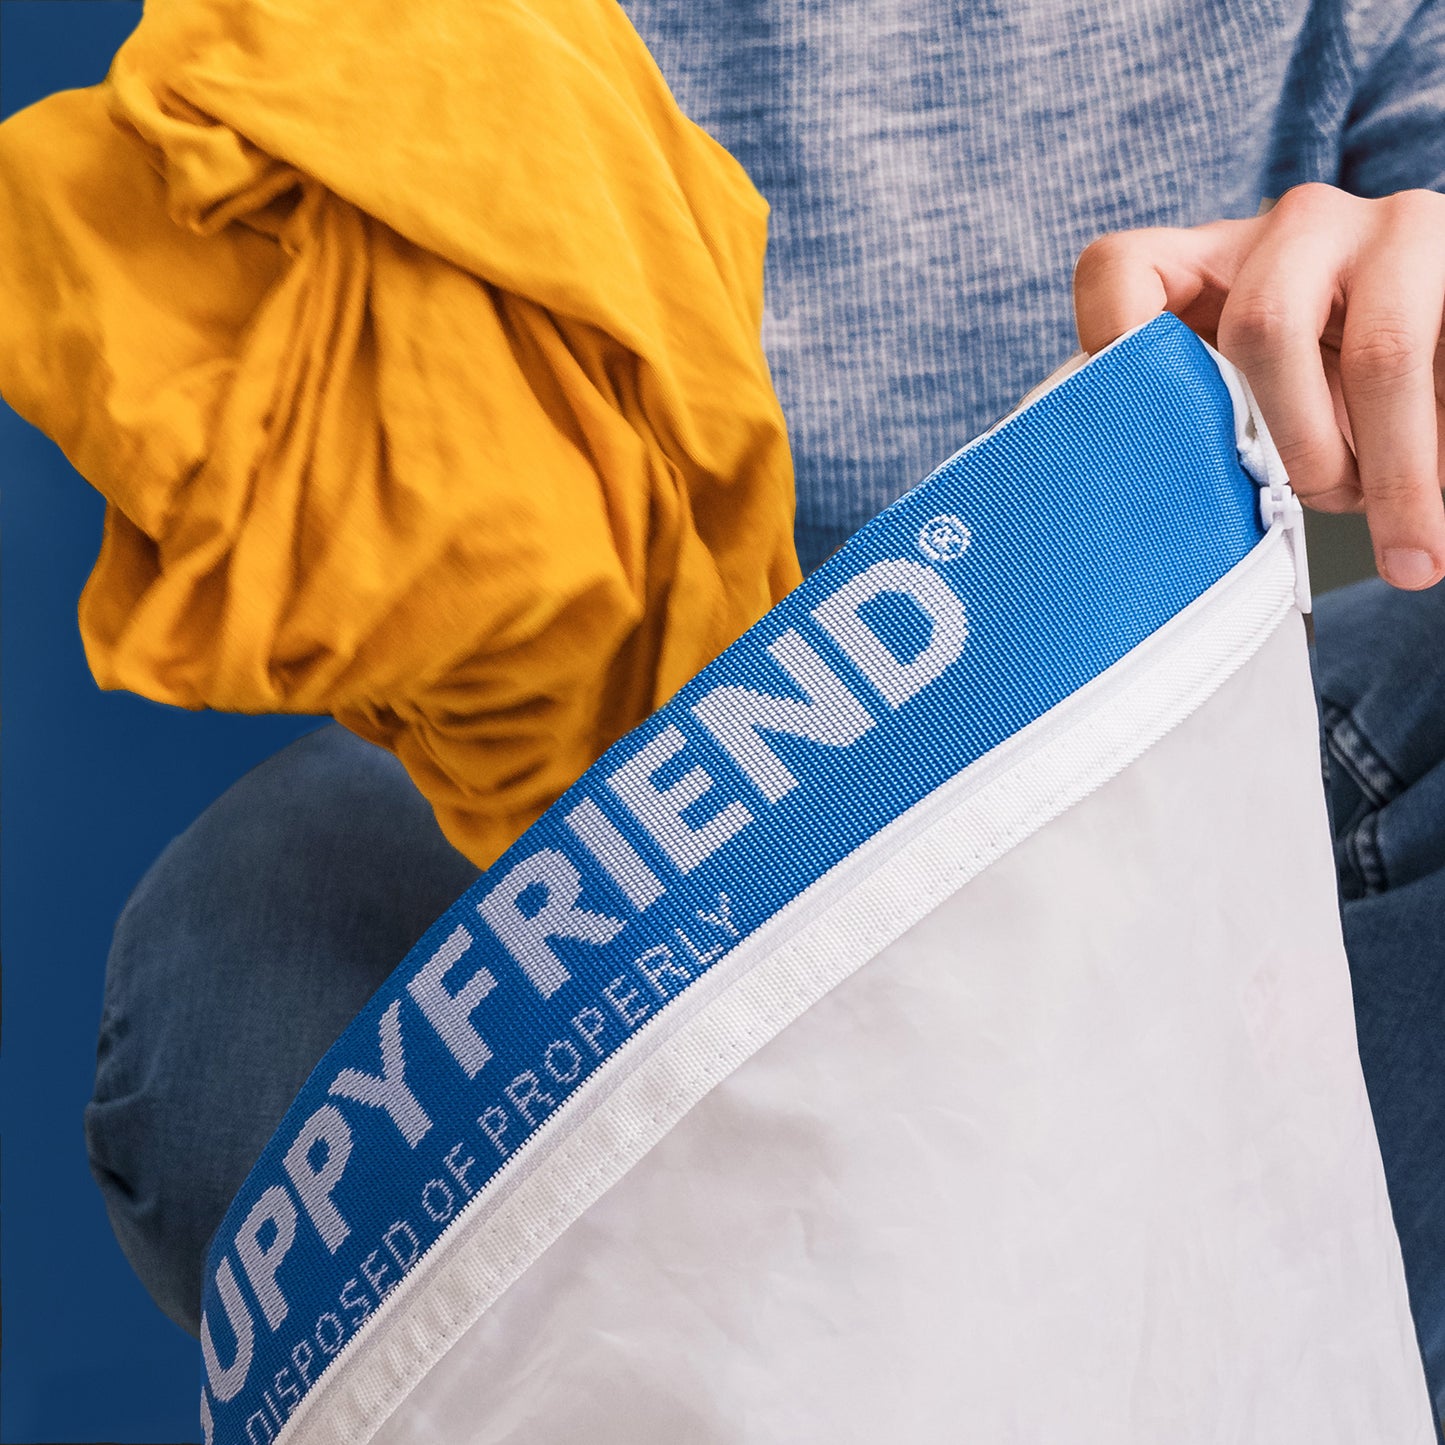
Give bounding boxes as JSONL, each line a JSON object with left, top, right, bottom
{"left": 1072, "top": 230, "right": 1169, "bottom": 355}
{"left": 1213, "top": 187, "right": 1363, "bottom": 516}
{"left": 1072, "top": 220, "right": 1257, "bottom": 355}
{"left": 1336, "top": 191, "right": 1445, "bottom": 588}
{"left": 1437, "top": 354, "right": 1445, "bottom": 499}
{"left": 1075, "top": 185, "right": 1445, "bottom": 591}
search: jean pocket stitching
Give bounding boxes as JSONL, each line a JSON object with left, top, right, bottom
{"left": 1352, "top": 808, "right": 1391, "bottom": 897}
{"left": 1322, "top": 699, "right": 1403, "bottom": 809}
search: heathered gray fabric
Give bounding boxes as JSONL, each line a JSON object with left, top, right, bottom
{"left": 619, "top": 1, "right": 1445, "bottom": 573}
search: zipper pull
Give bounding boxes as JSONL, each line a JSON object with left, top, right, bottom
{"left": 1199, "top": 340, "right": 1315, "bottom": 617}
{"left": 1258, "top": 479, "right": 1313, "bottom": 615}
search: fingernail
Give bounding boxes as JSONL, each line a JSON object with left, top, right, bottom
{"left": 1381, "top": 548, "right": 1441, "bottom": 589}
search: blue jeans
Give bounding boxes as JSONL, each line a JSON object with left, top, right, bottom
{"left": 1314, "top": 579, "right": 1445, "bottom": 1411}
{"left": 84, "top": 576, "right": 1445, "bottom": 1412}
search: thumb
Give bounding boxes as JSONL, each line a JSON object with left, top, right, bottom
{"left": 1072, "top": 217, "right": 1263, "bottom": 355}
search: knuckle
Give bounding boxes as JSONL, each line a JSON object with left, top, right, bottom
{"left": 1342, "top": 320, "right": 1425, "bottom": 388}
{"left": 1382, "top": 187, "right": 1445, "bottom": 226}
{"left": 1272, "top": 181, "right": 1343, "bottom": 224}
{"left": 1295, "top": 478, "right": 1363, "bottom": 514}
{"left": 1273, "top": 435, "right": 1338, "bottom": 483}
{"left": 1217, "top": 292, "right": 1294, "bottom": 357}
{"left": 1361, "top": 468, "right": 1429, "bottom": 506}
{"left": 1073, "top": 231, "right": 1136, "bottom": 282}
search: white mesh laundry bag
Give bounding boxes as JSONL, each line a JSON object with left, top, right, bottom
{"left": 195, "top": 314, "right": 1436, "bottom": 1444}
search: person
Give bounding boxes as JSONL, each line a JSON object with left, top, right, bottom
{"left": 81, "top": 0, "right": 1445, "bottom": 1414}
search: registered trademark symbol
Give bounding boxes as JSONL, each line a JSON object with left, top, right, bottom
{"left": 917, "top": 513, "right": 971, "bottom": 562}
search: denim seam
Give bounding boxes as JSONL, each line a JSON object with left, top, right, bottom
{"left": 1321, "top": 695, "right": 1402, "bottom": 897}
{"left": 1321, "top": 699, "right": 1401, "bottom": 805}
{"left": 1351, "top": 807, "right": 1390, "bottom": 898}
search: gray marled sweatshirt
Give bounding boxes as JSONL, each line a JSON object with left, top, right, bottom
{"left": 619, "top": 1, "right": 1445, "bottom": 571}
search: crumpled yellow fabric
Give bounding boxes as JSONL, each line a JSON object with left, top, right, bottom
{"left": 0, "top": 0, "right": 800, "bottom": 867}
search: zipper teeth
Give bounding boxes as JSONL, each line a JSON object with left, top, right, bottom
{"left": 281, "top": 523, "right": 1300, "bottom": 1445}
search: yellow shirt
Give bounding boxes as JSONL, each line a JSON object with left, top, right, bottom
{"left": 0, "top": 0, "right": 800, "bottom": 867}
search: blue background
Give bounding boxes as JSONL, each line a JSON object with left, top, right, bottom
{"left": 1, "top": 4, "right": 321, "bottom": 1438}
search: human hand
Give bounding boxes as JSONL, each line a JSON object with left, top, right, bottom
{"left": 1073, "top": 183, "right": 1445, "bottom": 590}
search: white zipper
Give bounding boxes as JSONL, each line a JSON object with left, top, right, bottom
{"left": 1201, "top": 337, "right": 1314, "bottom": 616}
{"left": 1258, "top": 480, "right": 1312, "bottom": 615}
